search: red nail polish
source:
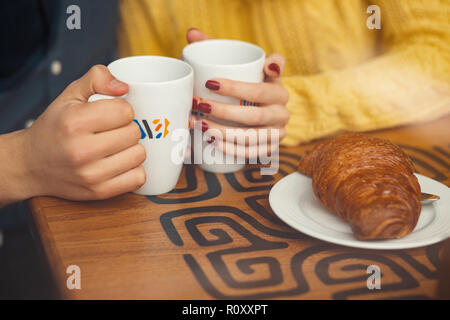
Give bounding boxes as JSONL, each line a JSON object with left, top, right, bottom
{"left": 205, "top": 80, "right": 220, "bottom": 91}
{"left": 201, "top": 121, "right": 208, "bottom": 132}
{"left": 192, "top": 98, "right": 198, "bottom": 109}
{"left": 197, "top": 102, "right": 211, "bottom": 113}
{"left": 268, "top": 63, "right": 280, "bottom": 75}
{"left": 207, "top": 136, "right": 215, "bottom": 144}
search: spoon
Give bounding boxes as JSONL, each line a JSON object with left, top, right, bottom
{"left": 420, "top": 192, "right": 440, "bottom": 205}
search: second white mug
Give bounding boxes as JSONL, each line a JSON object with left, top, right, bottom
{"left": 183, "top": 39, "right": 266, "bottom": 173}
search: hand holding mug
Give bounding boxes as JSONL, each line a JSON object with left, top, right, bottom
{"left": 186, "top": 28, "right": 290, "bottom": 159}
{"left": 21, "top": 65, "right": 146, "bottom": 201}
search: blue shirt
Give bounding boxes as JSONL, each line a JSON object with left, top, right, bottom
{"left": 0, "top": 0, "right": 119, "bottom": 134}
{"left": 0, "top": 0, "right": 119, "bottom": 227}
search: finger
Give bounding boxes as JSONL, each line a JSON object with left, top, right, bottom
{"left": 88, "top": 165, "right": 146, "bottom": 200}
{"left": 79, "top": 98, "right": 134, "bottom": 133}
{"left": 264, "top": 53, "right": 286, "bottom": 81}
{"left": 77, "top": 144, "right": 146, "bottom": 186}
{"left": 197, "top": 119, "right": 286, "bottom": 146}
{"left": 189, "top": 97, "right": 201, "bottom": 128}
{"left": 189, "top": 111, "right": 196, "bottom": 129}
{"left": 90, "top": 121, "right": 141, "bottom": 158}
{"left": 193, "top": 100, "right": 289, "bottom": 127}
{"left": 205, "top": 78, "right": 289, "bottom": 105}
{"left": 186, "top": 28, "right": 209, "bottom": 43}
{"left": 212, "top": 139, "right": 280, "bottom": 160}
{"left": 64, "top": 65, "right": 129, "bottom": 102}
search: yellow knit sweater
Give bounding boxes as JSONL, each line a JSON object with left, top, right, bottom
{"left": 118, "top": 0, "right": 450, "bottom": 146}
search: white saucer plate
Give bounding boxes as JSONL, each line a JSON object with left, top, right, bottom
{"left": 269, "top": 172, "right": 450, "bottom": 250}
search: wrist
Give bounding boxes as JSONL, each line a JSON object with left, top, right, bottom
{"left": 0, "top": 129, "right": 41, "bottom": 207}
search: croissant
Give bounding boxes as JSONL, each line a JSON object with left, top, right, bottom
{"left": 297, "top": 133, "right": 421, "bottom": 240}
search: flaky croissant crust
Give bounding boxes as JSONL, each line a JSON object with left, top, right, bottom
{"left": 297, "top": 133, "right": 421, "bottom": 240}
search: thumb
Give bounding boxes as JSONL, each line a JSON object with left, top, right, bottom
{"left": 264, "top": 53, "right": 286, "bottom": 82}
{"left": 186, "top": 27, "right": 209, "bottom": 43}
{"left": 64, "top": 65, "right": 129, "bottom": 102}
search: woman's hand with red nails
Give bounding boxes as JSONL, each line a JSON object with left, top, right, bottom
{"left": 186, "top": 28, "right": 290, "bottom": 159}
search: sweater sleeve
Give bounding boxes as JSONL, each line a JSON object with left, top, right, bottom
{"left": 281, "top": 0, "right": 450, "bottom": 146}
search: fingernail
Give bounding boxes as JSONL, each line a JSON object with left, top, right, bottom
{"left": 201, "top": 120, "right": 208, "bottom": 132}
{"left": 205, "top": 80, "right": 220, "bottom": 91}
{"left": 110, "top": 79, "right": 125, "bottom": 88}
{"left": 197, "top": 102, "right": 211, "bottom": 114}
{"left": 268, "top": 63, "right": 280, "bottom": 75}
{"left": 207, "top": 136, "right": 215, "bottom": 144}
{"left": 192, "top": 98, "right": 198, "bottom": 109}
{"left": 194, "top": 120, "right": 208, "bottom": 132}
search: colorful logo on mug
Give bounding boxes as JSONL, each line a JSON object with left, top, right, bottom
{"left": 192, "top": 97, "right": 257, "bottom": 119}
{"left": 240, "top": 99, "right": 257, "bottom": 106}
{"left": 134, "top": 118, "right": 170, "bottom": 139}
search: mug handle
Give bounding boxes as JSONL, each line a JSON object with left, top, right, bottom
{"left": 88, "top": 93, "right": 117, "bottom": 102}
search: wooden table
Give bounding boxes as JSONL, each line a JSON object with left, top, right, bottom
{"left": 28, "top": 115, "right": 450, "bottom": 299}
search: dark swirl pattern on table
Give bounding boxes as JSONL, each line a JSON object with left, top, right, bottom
{"left": 153, "top": 144, "right": 447, "bottom": 299}
{"left": 147, "top": 164, "right": 222, "bottom": 203}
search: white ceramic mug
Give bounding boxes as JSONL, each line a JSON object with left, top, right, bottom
{"left": 88, "top": 56, "right": 194, "bottom": 195}
{"left": 182, "top": 39, "right": 265, "bottom": 173}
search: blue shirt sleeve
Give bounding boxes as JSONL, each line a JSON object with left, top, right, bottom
{"left": 0, "top": 0, "right": 119, "bottom": 134}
